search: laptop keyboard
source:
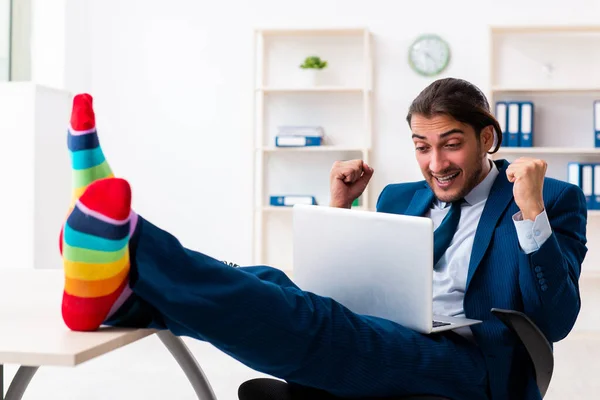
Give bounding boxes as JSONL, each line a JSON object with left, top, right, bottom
{"left": 433, "top": 320, "right": 452, "bottom": 328}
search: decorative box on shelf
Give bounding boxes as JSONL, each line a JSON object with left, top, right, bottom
{"left": 275, "top": 125, "right": 325, "bottom": 147}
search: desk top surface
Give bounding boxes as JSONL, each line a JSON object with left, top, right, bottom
{"left": 0, "top": 269, "right": 155, "bottom": 367}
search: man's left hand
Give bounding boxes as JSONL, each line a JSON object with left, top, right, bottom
{"left": 506, "top": 157, "right": 547, "bottom": 221}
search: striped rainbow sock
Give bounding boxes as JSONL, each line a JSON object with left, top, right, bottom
{"left": 59, "top": 93, "right": 137, "bottom": 331}
{"left": 68, "top": 93, "right": 113, "bottom": 204}
{"left": 61, "top": 177, "right": 135, "bottom": 331}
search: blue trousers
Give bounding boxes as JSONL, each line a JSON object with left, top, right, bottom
{"left": 110, "top": 216, "right": 489, "bottom": 399}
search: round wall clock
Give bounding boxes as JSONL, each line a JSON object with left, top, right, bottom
{"left": 408, "top": 34, "right": 451, "bottom": 77}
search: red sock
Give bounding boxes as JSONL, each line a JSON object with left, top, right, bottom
{"left": 61, "top": 178, "right": 134, "bottom": 331}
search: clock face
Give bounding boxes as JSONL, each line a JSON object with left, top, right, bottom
{"left": 408, "top": 34, "right": 451, "bottom": 77}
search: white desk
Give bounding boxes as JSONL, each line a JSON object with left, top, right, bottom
{"left": 0, "top": 269, "right": 217, "bottom": 400}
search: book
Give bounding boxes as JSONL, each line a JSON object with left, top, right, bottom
{"left": 270, "top": 195, "right": 317, "bottom": 206}
{"left": 275, "top": 136, "right": 322, "bottom": 147}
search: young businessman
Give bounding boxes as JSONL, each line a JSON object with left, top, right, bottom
{"left": 61, "top": 78, "right": 587, "bottom": 400}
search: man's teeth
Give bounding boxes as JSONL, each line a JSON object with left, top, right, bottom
{"left": 436, "top": 172, "right": 459, "bottom": 182}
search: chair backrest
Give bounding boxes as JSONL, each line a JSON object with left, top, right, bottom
{"left": 491, "top": 308, "right": 554, "bottom": 398}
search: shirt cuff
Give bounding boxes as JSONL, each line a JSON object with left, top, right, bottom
{"left": 512, "top": 209, "right": 552, "bottom": 254}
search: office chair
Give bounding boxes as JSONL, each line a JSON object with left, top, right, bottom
{"left": 237, "top": 308, "right": 554, "bottom": 400}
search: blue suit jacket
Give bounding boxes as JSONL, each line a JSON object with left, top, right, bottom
{"left": 375, "top": 159, "right": 588, "bottom": 400}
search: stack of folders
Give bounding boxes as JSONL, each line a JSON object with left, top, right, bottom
{"left": 495, "top": 101, "right": 534, "bottom": 147}
{"left": 568, "top": 162, "right": 600, "bottom": 210}
{"left": 275, "top": 126, "right": 324, "bottom": 147}
{"left": 270, "top": 195, "right": 317, "bottom": 207}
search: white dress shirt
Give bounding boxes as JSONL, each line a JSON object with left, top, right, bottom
{"left": 426, "top": 160, "right": 552, "bottom": 339}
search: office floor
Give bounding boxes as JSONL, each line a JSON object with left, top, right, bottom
{"left": 543, "top": 272, "right": 600, "bottom": 399}
{"left": 3, "top": 275, "right": 598, "bottom": 399}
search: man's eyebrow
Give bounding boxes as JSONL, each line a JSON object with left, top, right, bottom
{"left": 440, "top": 129, "right": 464, "bottom": 138}
{"left": 411, "top": 129, "right": 465, "bottom": 140}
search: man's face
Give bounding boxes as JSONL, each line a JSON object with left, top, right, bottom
{"left": 410, "top": 113, "right": 493, "bottom": 203}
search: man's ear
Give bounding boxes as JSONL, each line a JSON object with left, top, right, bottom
{"left": 480, "top": 125, "right": 495, "bottom": 153}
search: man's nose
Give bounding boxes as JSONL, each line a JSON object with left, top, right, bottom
{"left": 429, "top": 150, "right": 450, "bottom": 174}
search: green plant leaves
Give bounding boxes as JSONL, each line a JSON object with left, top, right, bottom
{"left": 300, "top": 56, "right": 328, "bottom": 69}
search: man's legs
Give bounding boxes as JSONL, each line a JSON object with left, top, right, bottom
{"left": 60, "top": 93, "right": 488, "bottom": 397}
{"left": 61, "top": 168, "right": 488, "bottom": 398}
{"left": 125, "top": 215, "right": 489, "bottom": 399}
{"left": 238, "top": 265, "right": 300, "bottom": 289}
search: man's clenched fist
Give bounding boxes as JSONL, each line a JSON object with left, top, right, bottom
{"left": 329, "top": 159, "right": 374, "bottom": 208}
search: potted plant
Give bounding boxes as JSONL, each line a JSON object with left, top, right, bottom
{"left": 299, "top": 56, "right": 328, "bottom": 86}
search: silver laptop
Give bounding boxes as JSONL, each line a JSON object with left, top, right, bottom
{"left": 291, "top": 204, "right": 481, "bottom": 334}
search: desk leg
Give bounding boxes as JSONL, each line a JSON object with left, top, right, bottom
{"left": 0, "top": 364, "right": 38, "bottom": 400}
{"left": 157, "top": 331, "right": 218, "bottom": 400}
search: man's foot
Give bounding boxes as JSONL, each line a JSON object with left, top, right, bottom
{"left": 61, "top": 177, "right": 136, "bottom": 331}
{"left": 60, "top": 93, "right": 120, "bottom": 251}
{"left": 67, "top": 93, "right": 114, "bottom": 204}
{"left": 60, "top": 94, "right": 139, "bottom": 331}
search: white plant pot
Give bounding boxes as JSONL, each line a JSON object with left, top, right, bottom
{"left": 301, "top": 69, "right": 323, "bottom": 87}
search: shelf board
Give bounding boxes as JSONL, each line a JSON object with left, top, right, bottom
{"left": 257, "top": 28, "right": 368, "bottom": 37}
{"left": 491, "top": 86, "right": 600, "bottom": 94}
{"left": 262, "top": 206, "right": 295, "bottom": 213}
{"left": 261, "top": 206, "right": 600, "bottom": 222}
{"left": 261, "top": 206, "right": 600, "bottom": 217}
{"left": 494, "top": 147, "right": 600, "bottom": 155}
{"left": 260, "top": 146, "right": 368, "bottom": 153}
{"left": 491, "top": 25, "right": 600, "bottom": 34}
{"left": 257, "top": 87, "right": 367, "bottom": 93}
{"left": 261, "top": 206, "right": 366, "bottom": 213}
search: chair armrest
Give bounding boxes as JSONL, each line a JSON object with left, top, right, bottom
{"left": 491, "top": 308, "right": 554, "bottom": 398}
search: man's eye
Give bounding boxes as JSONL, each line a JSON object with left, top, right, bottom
{"left": 446, "top": 143, "right": 460, "bottom": 148}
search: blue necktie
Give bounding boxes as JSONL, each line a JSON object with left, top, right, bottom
{"left": 433, "top": 200, "right": 463, "bottom": 268}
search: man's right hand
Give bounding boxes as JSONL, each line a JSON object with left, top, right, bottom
{"left": 329, "top": 159, "right": 374, "bottom": 208}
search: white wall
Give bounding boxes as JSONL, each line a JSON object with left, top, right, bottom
{"left": 58, "top": 0, "right": 599, "bottom": 268}
{"left": 15, "top": 0, "right": 89, "bottom": 87}
{"left": 9, "top": 1, "right": 600, "bottom": 399}
{"left": 30, "top": 0, "right": 67, "bottom": 87}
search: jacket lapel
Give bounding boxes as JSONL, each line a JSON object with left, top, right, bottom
{"left": 404, "top": 185, "right": 435, "bottom": 217}
{"left": 465, "top": 159, "right": 514, "bottom": 291}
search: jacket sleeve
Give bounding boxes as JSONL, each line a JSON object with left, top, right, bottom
{"left": 518, "top": 184, "right": 588, "bottom": 342}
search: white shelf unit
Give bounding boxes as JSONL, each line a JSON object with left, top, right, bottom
{"left": 488, "top": 25, "right": 600, "bottom": 272}
{"left": 252, "top": 28, "right": 373, "bottom": 271}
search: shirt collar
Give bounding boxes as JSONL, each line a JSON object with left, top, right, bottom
{"left": 435, "top": 159, "right": 498, "bottom": 208}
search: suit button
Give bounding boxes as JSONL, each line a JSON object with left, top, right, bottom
{"left": 535, "top": 266, "right": 542, "bottom": 273}
{"left": 541, "top": 284, "right": 549, "bottom": 292}
{"left": 539, "top": 278, "right": 546, "bottom": 285}
{"left": 537, "top": 272, "right": 544, "bottom": 279}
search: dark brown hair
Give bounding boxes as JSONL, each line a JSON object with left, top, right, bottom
{"left": 406, "top": 78, "right": 502, "bottom": 153}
